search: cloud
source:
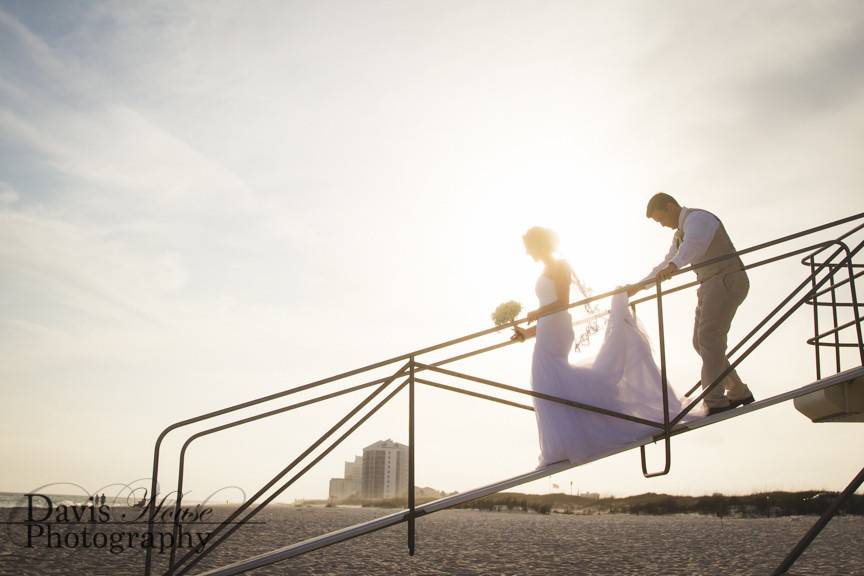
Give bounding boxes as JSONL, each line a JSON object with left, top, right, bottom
{"left": 0, "top": 4, "right": 307, "bottom": 307}
{"left": 0, "top": 5, "right": 257, "bottom": 215}
{"left": 740, "top": 12, "right": 864, "bottom": 119}
{"left": 0, "top": 211, "right": 179, "bottom": 327}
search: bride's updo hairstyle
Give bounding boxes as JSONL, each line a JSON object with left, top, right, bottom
{"left": 522, "top": 226, "right": 559, "bottom": 255}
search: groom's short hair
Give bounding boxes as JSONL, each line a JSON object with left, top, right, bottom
{"left": 646, "top": 192, "right": 679, "bottom": 217}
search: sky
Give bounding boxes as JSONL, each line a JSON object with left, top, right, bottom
{"left": 1, "top": 0, "right": 863, "bottom": 509}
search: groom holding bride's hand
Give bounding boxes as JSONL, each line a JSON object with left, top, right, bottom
{"left": 628, "top": 192, "right": 755, "bottom": 416}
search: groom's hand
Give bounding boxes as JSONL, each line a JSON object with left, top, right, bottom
{"left": 626, "top": 284, "right": 642, "bottom": 297}
{"left": 657, "top": 262, "right": 678, "bottom": 282}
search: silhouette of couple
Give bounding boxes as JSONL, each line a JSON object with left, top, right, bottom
{"left": 512, "top": 193, "right": 753, "bottom": 467}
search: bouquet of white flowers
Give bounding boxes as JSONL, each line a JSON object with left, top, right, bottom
{"left": 491, "top": 300, "right": 522, "bottom": 327}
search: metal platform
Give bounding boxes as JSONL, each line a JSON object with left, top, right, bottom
{"left": 794, "top": 373, "right": 864, "bottom": 422}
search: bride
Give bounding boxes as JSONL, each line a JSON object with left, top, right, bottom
{"left": 511, "top": 226, "right": 703, "bottom": 468}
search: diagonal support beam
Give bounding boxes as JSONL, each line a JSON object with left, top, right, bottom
{"left": 771, "top": 464, "right": 864, "bottom": 575}
{"left": 415, "top": 378, "right": 535, "bottom": 411}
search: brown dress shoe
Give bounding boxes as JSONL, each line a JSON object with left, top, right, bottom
{"left": 707, "top": 403, "right": 734, "bottom": 416}
{"left": 729, "top": 394, "right": 755, "bottom": 409}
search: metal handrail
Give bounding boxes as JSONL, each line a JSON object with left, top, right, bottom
{"left": 806, "top": 269, "right": 864, "bottom": 300}
{"left": 144, "top": 211, "right": 864, "bottom": 576}
{"left": 173, "top": 365, "right": 411, "bottom": 575}
{"left": 808, "top": 317, "right": 864, "bottom": 343}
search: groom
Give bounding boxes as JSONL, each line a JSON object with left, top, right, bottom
{"left": 628, "top": 192, "right": 754, "bottom": 415}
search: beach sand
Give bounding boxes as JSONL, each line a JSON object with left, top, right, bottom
{"left": 1, "top": 505, "right": 862, "bottom": 575}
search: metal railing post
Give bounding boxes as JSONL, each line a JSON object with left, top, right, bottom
{"left": 828, "top": 262, "right": 842, "bottom": 373}
{"left": 144, "top": 430, "right": 170, "bottom": 576}
{"left": 641, "top": 279, "right": 671, "bottom": 478}
{"left": 844, "top": 255, "right": 864, "bottom": 365}
{"left": 810, "top": 258, "right": 822, "bottom": 380}
{"left": 408, "top": 356, "right": 416, "bottom": 556}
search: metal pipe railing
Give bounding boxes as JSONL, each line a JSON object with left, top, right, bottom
{"left": 806, "top": 268, "right": 864, "bottom": 299}
{"left": 641, "top": 278, "right": 671, "bottom": 477}
{"left": 407, "top": 358, "right": 416, "bottom": 556}
{"left": 808, "top": 317, "right": 864, "bottom": 343}
{"left": 810, "top": 252, "right": 823, "bottom": 379}
{"left": 165, "top": 379, "right": 383, "bottom": 570}
{"left": 169, "top": 363, "right": 410, "bottom": 574}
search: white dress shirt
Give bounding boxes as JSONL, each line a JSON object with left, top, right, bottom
{"left": 642, "top": 207, "right": 720, "bottom": 283}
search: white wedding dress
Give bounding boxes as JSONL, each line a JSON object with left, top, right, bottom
{"left": 531, "top": 274, "right": 702, "bottom": 468}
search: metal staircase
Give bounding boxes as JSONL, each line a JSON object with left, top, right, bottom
{"left": 142, "top": 212, "right": 864, "bottom": 576}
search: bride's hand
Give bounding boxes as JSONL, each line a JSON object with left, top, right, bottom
{"left": 511, "top": 326, "right": 529, "bottom": 342}
{"left": 526, "top": 310, "right": 539, "bottom": 324}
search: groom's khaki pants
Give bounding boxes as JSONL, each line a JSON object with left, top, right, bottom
{"left": 693, "top": 270, "right": 752, "bottom": 408}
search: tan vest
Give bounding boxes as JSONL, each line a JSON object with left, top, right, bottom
{"left": 683, "top": 208, "right": 745, "bottom": 282}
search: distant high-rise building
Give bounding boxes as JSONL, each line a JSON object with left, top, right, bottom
{"left": 361, "top": 439, "right": 408, "bottom": 499}
{"left": 328, "top": 440, "right": 409, "bottom": 501}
